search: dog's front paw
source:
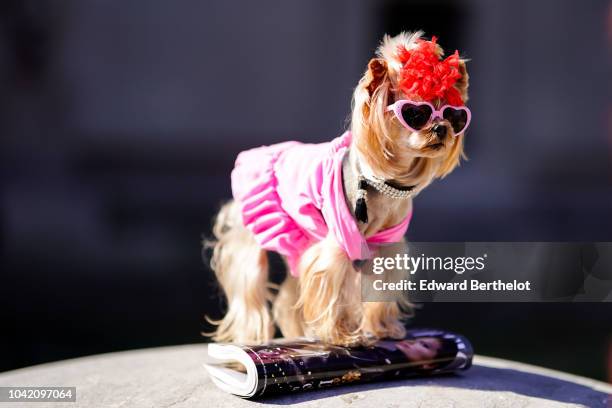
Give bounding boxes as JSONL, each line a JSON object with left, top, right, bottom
{"left": 362, "top": 302, "right": 407, "bottom": 341}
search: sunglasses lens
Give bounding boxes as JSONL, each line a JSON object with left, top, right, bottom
{"left": 400, "top": 103, "right": 432, "bottom": 130}
{"left": 443, "top": 107, "right": 468, "bottom": 134}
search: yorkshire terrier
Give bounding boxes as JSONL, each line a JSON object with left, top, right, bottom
{"left": 207, "top": 31, "right": 470, "bottom": 345}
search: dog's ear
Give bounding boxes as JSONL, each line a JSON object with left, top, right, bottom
{"left": 364, "top": 58, "right": 389, "bottom": 97}
{"left": 454, "top": 59, "right": 469, "bottom": 103}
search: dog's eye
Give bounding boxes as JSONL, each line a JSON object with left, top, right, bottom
{"left": 401, "top": 104, "right": 432, "bottom": 130}
{"left": 443, "top": 107, "right": 468, "bottom": 133}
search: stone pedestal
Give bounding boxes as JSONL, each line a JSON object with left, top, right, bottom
{"left": 0, "top": 344, "right": 610, "bottom": 407}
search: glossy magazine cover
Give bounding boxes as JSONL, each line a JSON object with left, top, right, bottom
{"left": 206, "top": 328, "right": 473, "bottom": 398}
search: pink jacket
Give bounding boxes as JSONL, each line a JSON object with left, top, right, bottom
{"left": 231, "top": 131, "right": 412, "bottom": 276}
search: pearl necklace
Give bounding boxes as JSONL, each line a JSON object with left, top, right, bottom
{"left": 361, "top": 177, "right": 415, "bottom": 199}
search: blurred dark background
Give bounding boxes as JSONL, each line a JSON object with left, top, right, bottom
{"left": 1, "top": 0, "right": 611, "bottom": 382}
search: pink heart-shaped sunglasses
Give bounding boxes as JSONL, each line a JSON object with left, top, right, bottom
{"left": 386, "top": 100, "right": 472, "bottom": 135}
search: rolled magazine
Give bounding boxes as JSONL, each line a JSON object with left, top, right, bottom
{"left": 204, "top": 328, "right": 473, "bottom": 398}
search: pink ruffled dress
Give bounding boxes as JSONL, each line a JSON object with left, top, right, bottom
{"left": 231, "top": 131, "right": 412, "bottom": 276}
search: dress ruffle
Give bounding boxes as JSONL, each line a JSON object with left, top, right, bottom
{"left": 231, "top": 141, "right": 311, "bottom": 275}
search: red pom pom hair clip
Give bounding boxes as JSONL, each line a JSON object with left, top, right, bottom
{"left": 396, "top": 36, "right": 463, "bottom": 106}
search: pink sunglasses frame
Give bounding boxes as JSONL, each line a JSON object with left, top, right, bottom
{"left": 386, "top": 100, "right": 472, "bottom": 136}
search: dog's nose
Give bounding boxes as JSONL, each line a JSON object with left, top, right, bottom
{"left": 432, "top": 123, "right": 448, "bottom": 140}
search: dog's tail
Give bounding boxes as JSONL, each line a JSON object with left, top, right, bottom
{"left": 204, "top": 200, "right": 274, "bottom": 343}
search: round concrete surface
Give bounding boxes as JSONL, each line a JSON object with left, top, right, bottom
{"left": 0, "top": 344, "right": 610, "bottom": 407}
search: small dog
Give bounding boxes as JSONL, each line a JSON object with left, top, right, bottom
{"left": 207, "top": 31, "right": 470, "bottom": 345}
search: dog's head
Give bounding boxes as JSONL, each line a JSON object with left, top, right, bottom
{"left": 352, "top": 32, "right": 470, "bottom": 190}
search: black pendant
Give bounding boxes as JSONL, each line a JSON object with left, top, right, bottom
{"left": 355, "top": 177, "right": 369, "bottom": 223}
{"left": 355, "top": 197, "right": 368, "bottom": 223}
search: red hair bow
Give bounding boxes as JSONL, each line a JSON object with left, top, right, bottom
{"left": 397, "top": 36, "right": 463, "bottom": 105}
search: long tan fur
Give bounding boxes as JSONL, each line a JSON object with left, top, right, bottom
{"left": 295, "top": 235, "right": 363, "bottom": 345}
{"left": 208, "top": 201, "right": 274, "bottom": 343}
